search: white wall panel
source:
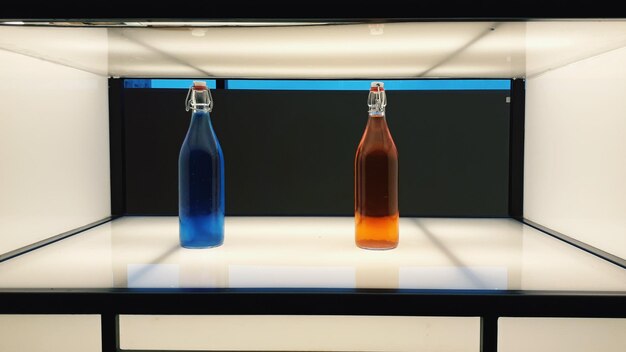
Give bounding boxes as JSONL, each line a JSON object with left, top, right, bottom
{"left": 120, "top": 315, "right": 480, "bottom": 351}
{"left": 0, "top": 49, "right": 110, "bottom": 255}
{"left": 500, "top": 318, "right": 626, "bottom": 352}
{"left": 0, "top": 315, "right": 101, "bottom": 352}
{"left": 525, "top": 45, "right": 626, "bottom": 260}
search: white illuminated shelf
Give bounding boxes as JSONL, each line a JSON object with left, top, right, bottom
{"left": 0, "top": 216, "right": 624, "bottom": 291}
{"left": 2, "top": 21, "right": 626, "bottom": 78}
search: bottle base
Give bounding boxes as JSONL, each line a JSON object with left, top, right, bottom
{"left": 355, "top": 213, "right": 399, "bottom": 250}
{"left": 356, "top": 240, "right": 398, "bottom": 250}
{"left": 179, "top": 215, "right": 224, "bottom": 249}
{"left": 180, "top": 242, "right": 224, "bottom": 249}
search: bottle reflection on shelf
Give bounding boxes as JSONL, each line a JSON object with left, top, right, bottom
{"left": 109, "top": 218, "right": 524, "bottom": 290}
{"left": 178, "top": 248, "right": 229, "bottom": 288}
{"left": 111, "top": 218, "right": 228, "bottom": 288}
{"left": 227, "top": 265, "right": 356, "bottom": 288}
{"left": 117, "top": 250, "right": 230, "bottom": 289}
{"left": 356, "top": 266, "right": 399, "bottom": 289}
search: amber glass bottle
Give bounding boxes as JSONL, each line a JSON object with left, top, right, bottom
{"left": 355, "top": 82, "right": 399, "bottom": 250}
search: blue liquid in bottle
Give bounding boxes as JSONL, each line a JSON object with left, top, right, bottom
{"left": 179, "top": 81, "right": 224, "bottom": 248}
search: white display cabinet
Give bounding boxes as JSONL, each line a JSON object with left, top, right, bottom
{"left": 0, "top": 19, "right": 625, "bottom": 352}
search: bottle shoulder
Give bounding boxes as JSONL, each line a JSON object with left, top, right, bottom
{"left": 358, "top": 123, "right": 397, "bottom": 153}
{"left": 180, "top": 121, "right": 222, "bottom": 156}
{"left": 356, "top": 137, "right": 398, "bottom": 157}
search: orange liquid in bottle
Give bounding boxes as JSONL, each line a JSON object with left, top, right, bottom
{"left": 355, "top": 114, "right": 399, "bottom": 250}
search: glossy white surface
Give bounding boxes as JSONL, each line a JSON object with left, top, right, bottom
{"left": 525, "top": 44, "right": 626, "bottom": 260}
{"left": 0, "top": 48, "right": 111, "bottom": 255}
{"left": 0, "top": 217, "right": 624, "bottom": 291}
{"left": 525, "top": 21, "right": 626, "bottom": 78}
{"left": 0, "top": 26, "right": 109, "bottom": 76}
{"left": 0, "top": 315, "right": 101, "bottom": 352}
{"left": 107, "top": 22, "right": 494, "bottom": 78}
{"left": 120, "top": 315, "right": 479, "bottom": 351}
{"left": 1, "top": 21, "right": 626, "bottom": 78}
{"left": 499, "top": 318, "right": 626, "bottom": 352}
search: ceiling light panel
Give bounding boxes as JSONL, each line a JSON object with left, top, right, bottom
{"left": 108, "top": 22, "right": 494, "bottom": 78}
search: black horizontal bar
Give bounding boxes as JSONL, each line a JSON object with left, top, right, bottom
{"left": 4, "top": 2, "right": 626, "bottom": 21}
{"left": 1, "top": 290, "right": 624, "bottom": 318}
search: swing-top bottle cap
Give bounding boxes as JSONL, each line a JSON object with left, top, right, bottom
{"left": 370, "top": 82, "right": 384, "bottom": 91}
{"left": 192, "top": 81, "right": 208, "bottom": 90}
{"left": 186, "top": 81, "right": 213, "bottom": 112}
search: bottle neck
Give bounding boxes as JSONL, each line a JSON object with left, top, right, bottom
{"left": 192, "top": 110, "right": 210, "bottom": 117}
{"left": 189, "top": 109, "right": 215, "bottom": 131}
{"left": 368, "top": 111, "right": 386, "bottom": 119}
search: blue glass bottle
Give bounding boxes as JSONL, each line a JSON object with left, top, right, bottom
{"left": 179, "top": 81, "right": 224, "bottom": 248}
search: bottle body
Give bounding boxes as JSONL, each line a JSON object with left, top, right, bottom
{"left": 179, "top": 110, "right": 225, "bottom": 248}
{"left": 355, "top": 82, "right": 398, "bottom": 249}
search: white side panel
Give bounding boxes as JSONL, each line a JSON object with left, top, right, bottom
{"left": 120, "top": 315, "right": 480, "bottom": 351}
{"left": 524, "top": 45, "right": 626, "bottom": 260}
{"left": 0, "top": 315, "right": 101, "bottom": 352}
{"left": 0, "top": 49, "right": 110, "bottom": 254}
{"left": 499, "top": 318, "right": 626, "bottom": 352}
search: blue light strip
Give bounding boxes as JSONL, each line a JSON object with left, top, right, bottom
{"left": 225, "top": 79, "right": 510, "bottom": 91}
{"left": 152, "top": 79, "right": 217, "bottom": 89}
{"left": 123, "top": 79, "right": 510, "bottom": 91}
{"left": 124, "top": 79, "right": 217, "bottom": 89}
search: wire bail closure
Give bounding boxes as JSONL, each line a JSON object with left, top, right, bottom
{"left": 368, "top": 81, "right": 386, "bottom": 113}
{"left": 185, "top": 84, "right": 213, "bottom": 112}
